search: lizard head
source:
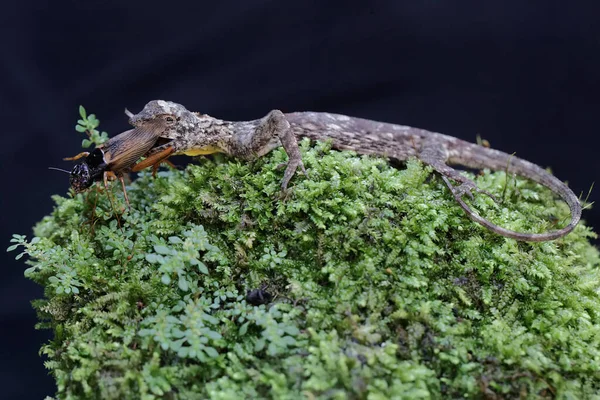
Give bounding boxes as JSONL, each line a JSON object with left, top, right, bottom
{"left": 127, "top": 100, "right": 198, "bottom": 139}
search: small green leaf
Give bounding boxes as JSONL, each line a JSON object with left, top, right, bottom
{"left": 267, "top": 343, "right": 278, "bottom": 356}
{"left": 202, "top": 314, "right": 219, "bottom": 325}
{"left": 205, "top": 330, "right": 222, "bottom": 340}
{"left": 145, "top": 253, "right": 161, "bottom": 263}
{"left": 161, "top": 275, "right": 171, "bottom": 285}
{"left": 283, "top": 325, "right": 299, "bottom": 336}
{"left": 98, "top": 132, "right": 109, "bottom": 144}
{"left": 178, "top": 277, "right": 189, "bottom": 292}
{"left": 281, "top": 336, "right": 297, "bottom": 346}
{"left": 168, "top": 236, "right": 183, "bottom": 244}
{"left": 75, "top": 125, "right": 86, "bottom": 133}
{"left": 177, "top": 347, "right": 189, "bottom": 357}
{"left": 204, "top": 347, "right": 219, "bottom": 358}
{"left": 30, "top": 237, "right": 40, "bottom": 244}
{"left": 79, "top": 105, "right": 87, "bottom": 119}
{"left": 72, "top": 286, "right": 80, "bottom": 294}
{"left": 255, "top": 338, "right": 265, "bottom": 352}
{"left": 138, "top": 329, "right": 154, "bottom": 337}
{"left": 173, "top": 328, "right": 185, "bottom": 338}
{"left": 15, "top": 252, "right": 25, "bottom": 260}
{"left": 169, "top": 338, "right": 184, "bottom": 351}
{"left": 6, "top": 244, "right": 19, "bottom": 252}
{"left": 239, "top": 322, "right": 249, "bottom": 335}
{"left": 154, "top": 245, "right": 171, "bottom": 255}
{"left": 197, "top": 261, "right": 208, "bottom": 275}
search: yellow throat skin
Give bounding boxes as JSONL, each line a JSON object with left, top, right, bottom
{"left": 183, "top": 145, "right": 222, "bottom": 156}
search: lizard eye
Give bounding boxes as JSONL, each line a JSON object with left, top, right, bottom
{"left": 165, "top": 116, "right": 175, "bottom": 123}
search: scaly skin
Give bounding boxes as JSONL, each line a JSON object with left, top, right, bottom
{"left": 128, "top": 100, "right": 581, "bottom": 242}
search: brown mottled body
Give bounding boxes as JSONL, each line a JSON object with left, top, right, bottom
{"left": 128, "top": 100, "right": 581, "bottom": 242}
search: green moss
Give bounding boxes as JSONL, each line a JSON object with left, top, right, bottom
{"left": 11, "top": 139, "right": 600, "bottom": 399}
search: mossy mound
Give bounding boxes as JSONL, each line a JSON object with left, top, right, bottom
{"left": 13, "top": 140, "right": 600, "bottom": 399}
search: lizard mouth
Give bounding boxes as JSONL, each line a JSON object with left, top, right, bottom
{"left": 145, "top": 137, "right": 174, "bottom": 155}
{"left": 141, "top": 137, "right": 175, "bottom": 160}
{"left": 154, "top": 137, "right": 173, "bottom": 147}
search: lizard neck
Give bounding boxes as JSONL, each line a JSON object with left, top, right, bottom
{"left": 190, "top": 113, "right": 233, "bottom": 137}
{"left": 167, "top": 114, "right": 235, "bottom": 155}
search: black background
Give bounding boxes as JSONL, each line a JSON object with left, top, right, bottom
{"left": 2, "top": 1, "right": 599, "bottom": 398}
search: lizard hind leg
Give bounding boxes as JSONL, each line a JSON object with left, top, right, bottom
{"left": 432, "top": 161, "right": 534, "bottom": 241}
{"left": 417, "top": 138, "right": 544, "bottom": 240}
{"left": 418, "top": 136, "right": 585, "bottom": 241}
{"left": 419, "top": 139, "right": 497, "bottom": 202}
{"left": 422, "top": 150, "right": 566, "bottom": 241}
{"left": 442, "top": 173, "right": 499, "bottom": 204}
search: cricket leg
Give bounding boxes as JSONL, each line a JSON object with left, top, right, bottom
{"left": 63, "top": 152, "right": 90, "bottom": 161}
{"left": 104, "top": 170, "right": 118, "bottom": 181}
{"left": 131, "top": 146, "right": 175, "bottom": 173}
{"left": 151, "top": 158, "right": 179, "bottom": 176}
{"left": 164, "top": 159, "right": 177, "bottom": 169}
{"left": 118, "top": 175, "right": 131, "bottom": 209}
{"left": 103, "top": 171, "right": 122, "bottom": 228}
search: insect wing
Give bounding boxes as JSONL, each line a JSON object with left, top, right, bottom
{"left": 103, "top": 121, "right": 165, "bottom": 173}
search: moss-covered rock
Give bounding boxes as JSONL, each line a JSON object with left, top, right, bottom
{"left": 12, "top": 140, "right": 600, "bottom": 399}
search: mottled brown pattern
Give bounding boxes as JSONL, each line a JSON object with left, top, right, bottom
{"left": 129, "top": 100, "right": 581, "bottom": 242}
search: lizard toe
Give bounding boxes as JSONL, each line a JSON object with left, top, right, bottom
{"left": 477, "top": 187, "right": 500, "bottom": 204}
{"left": 444, "top": 177, "right": 499, "bottom": 205}
{"left": 454, "top": 182, "right": 477, "bottom": 200}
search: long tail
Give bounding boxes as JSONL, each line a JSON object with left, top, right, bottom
{"left": 448, "top": 143, "right": 581, "bottom": 242}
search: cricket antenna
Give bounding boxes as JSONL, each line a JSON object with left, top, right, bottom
{"left": 124, "top": 108, "right": 134, "bottom": 118}
{"left": 48, "top": 167, "right": 71, "bottom": 174}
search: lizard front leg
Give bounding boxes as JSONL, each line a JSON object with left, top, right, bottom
{"left": 230, "top": 110, "right": 307, "bottom": 190}
{"left": 142, "top": 110, "right": 306, "bottom": 189}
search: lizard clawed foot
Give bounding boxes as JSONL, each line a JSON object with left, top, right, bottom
{"left": 279, "top": 159, "right": 308, "bottom": 190}
{"left": 441, "top": 176, "right": 499, "bottom": 204}
{"left": 277, "top": 161, "right": 308, "bottom": 175}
